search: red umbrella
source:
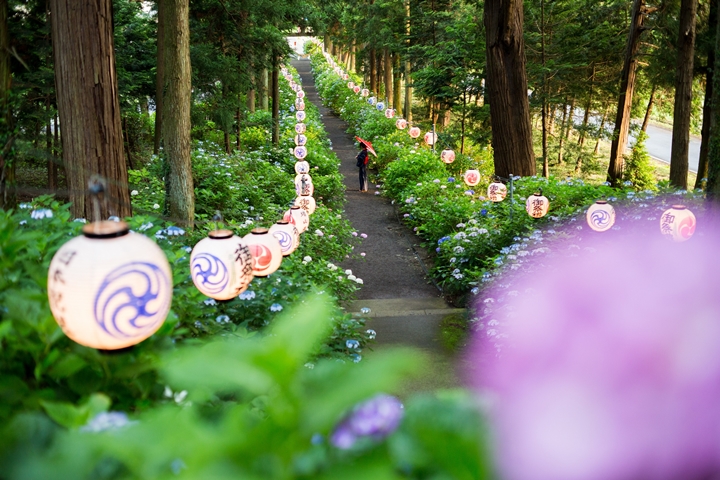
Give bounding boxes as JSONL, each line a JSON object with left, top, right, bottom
{"left": 355, "top": 136, "right": 377, "bottom": 157}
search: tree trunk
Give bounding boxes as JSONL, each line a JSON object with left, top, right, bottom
{"left": 393, "top": 54, "right": 402, "bottom": 114}
{"left": 161, "top": 0, "right": 193, "bottom": 226}
{"left": 154, "top": 0, "right": 164, "bottom": 155}
{"left": 594, "top": 105, "right": 609, "bottom": 155}
{"left": 484, "top": 0, "right": 536, "bottom": 177}
{"left": 350, "top": 41, "right": 356, "bottom": 72}
{"left": 51, "top": 0, "right": 130, "bottom": 219}
{"left": 541, "top": 0, "right": 548, "bottom": 178}
{"left": 669, "top": 0, "right": 698, "bottom": 189}
{"left": 0, "top": 0, "right": 16, "bottom": 209}
{"left": 247, "top": 88, "right": 255, "bottom": 113}
{"left": 384, "top": 49, "right": 393, "bottom": 104}
{"left": 608, "top": 0, "right": 648, "bottom": 185}
{"left": 260, "top": 69, "right": 269, "bottom": 110}
{"left": 641, "top": 84, "right": 656, "bottom": 132}
{"left": 370, "top": 49, "right": 377, "bottom": 93}
{"left": 696, "top": 0, "right": 717, "bottom": 190}
{"left": 46, "top": 117, "right": 56, "bottom": 190}
{"left": 271, "top": 64, "right": 279, "bottom": 145}
{"left": 236, "top": 105, "right": 241, "bottom": 150}
{"left": 707, "top": 0, "right": 720, "bottom": 201}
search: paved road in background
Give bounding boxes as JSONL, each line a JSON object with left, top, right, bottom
{"left": 643, "top": 124, "right": 700, "bottom": 173}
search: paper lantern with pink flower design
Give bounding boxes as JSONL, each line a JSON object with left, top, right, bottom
{"left": 348, "top": 81, "right": 355, "bottom": 89}
{"left": 243, "top": 228, "right": 283, "bottom": 277}
{"left": 409, "top": 126, "right": 421, "bottom": 139}
{"left": 424, "top": 131, "right": 438, "bottom": 146}
{"left": 487, "top": 182, "right": 507, "bottom": 202}
{"left": 361, "top": 88, "right": 369, "bottom": 97}
{"left": 385, "top": 109, "right": 395, "bottom": 119}
{"left": 283, "top": 206, "right": 309, "bottom": 234}
{"left": 464, "top": 169, "right": 480, "bottom": 187}
{"left": 440, "top": 149, "right": 455, "bottom": 164}
{"left": 296, "top": 90, "right": 305, "bottom": 99}
{"left": 353, "top": 85, "right": 361, "bottom": 94}
{"left": 660, "top": 205, "right": 696, "bottom": 242}
{"left": 396, "top": 119, "right": 407, "bottom": 130}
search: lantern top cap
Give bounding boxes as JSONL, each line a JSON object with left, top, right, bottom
{"left": 671, "top": 204, "right": 687, "bottom": 210}
{"left": 595, "top": 200, "right": 608, "bottom": 204}
{"left": 82, "top": 220, "right": 129, "bottom": 239}
{"left": 251, "top": 228, "right": 270, "bottom": 234}
{"left": 276, "top": 220, "right": 289, "bottom": 225}
{"left": 208, "top": 229, "right": 234, "bottom": 239}
{"left": 290, "top": 206, "right": 301, "bottom": 210}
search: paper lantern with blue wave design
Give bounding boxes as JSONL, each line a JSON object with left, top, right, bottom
{"left": 586, "top": 201, "right": 616, "bottom": 232}
{"left": 47, "top": 221, "right": 173, "bottom": 349}
{"left": 269, "top": 221, "right": 300, "bottom": 256}
{"left": 190, "top": 229, "right": 254, "bottom": 301}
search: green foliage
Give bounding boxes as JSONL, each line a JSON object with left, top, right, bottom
{"left": 623, "top": 131, "right": 658, "bottom": 192}
{"left": 1, "top": 301, "right": 491, "bottom": 480}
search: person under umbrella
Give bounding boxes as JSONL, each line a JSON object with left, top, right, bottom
{"left": 355, "top": 136, "right": 377, "bottom": 192}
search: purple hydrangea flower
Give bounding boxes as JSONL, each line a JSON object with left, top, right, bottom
{"left": 471, "top": 226, "right": 720, "bottom": 480}
{"left": 330, "top": 394, "right": 404, "bottom": 449}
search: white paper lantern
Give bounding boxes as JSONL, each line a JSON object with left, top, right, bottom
{"left": 47, "top": 221, "right": 172, "bottom": 350}
{"left": 295, "top": 195, "right": 317, "bottom": 215}
{"left": 190, "top": 229, "right": 253, "bottom": 300}
{"left": 296, "top": 102, "right": 306, "bottom": 111}
{"left": 295, "top": 123, "right": 306, "bottom": 134}
{"left": 396, "top": 119, "right": 407, "bottom": 130}
{"left": 295, "top": 98, "right": 305, "bottom": 107}
{"left": 376, "top": 102, "right": 385, "bottom": 111}
{"left": 440, "top": 149, "right": 455, "bottom": 164}
{"left": 353, "top": 86, "right": 361, "bottom": 94}
{"left": 295, "top": 160, "right": 310, "bottom": 175}
{"left": 295, "top": 173, "right": 314, "bottom": 196}
{"left": 348, "top": 81, "right": 355, "bottom": 89}
{"left": 409, "top": 126, "right": 421, "bottom": 139}
{"left": 269, "top": 221, "right": 300, "bottom": 256}
{"left": 424, "top": 131, "right": 438, "bottom": 145}
{"left": 586, "top": 201, "right": 616, "bottom": 232}
{"left": 294, "top": 134, "right": 307, "bottom": 146}
{"left": 464, "top": 169, "right": 480, "bottom": 187}
{"left": 526, "top": 191, "right": 550, "bottom": 218}
{"left": 385, "top": 109, "right": 395, "bottom": 118}
{"left": 283, "top": 206, "right": 310, "bottom": 234}
{"left": 243, "top": 228, "right": 283, "bottom": 277}
{"left": 296, "top": 90, "right": 305, "bottom": 99}
{"left": 361, "top": 88, "right": 369, "bottom": 97}
{"left": 296, "top": 111, "right": 306, "bottom": 122}
{"left": 487, "top": 182, "right": 507, "bottom": 202}
{"left": 368, "top": 96, "right": 376, "bottom": 105}
{"left": 342, "top": 73, "right": 349, "bottom": 81}
{"left": 660, "top": 205, "right": 696, "bottom": 242}
{"left": 294, "top": 146, "right": 308, "bottom": 160}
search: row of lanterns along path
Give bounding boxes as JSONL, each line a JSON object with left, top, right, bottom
{"left": 47, "top": 66, "right": 319, "bottom": 351}
{"left": 323, "top": 50, "right": 698, "bottom": 244}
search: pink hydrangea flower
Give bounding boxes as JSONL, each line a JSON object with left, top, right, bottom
{"left": 470, "top": 226, "right": 720, "bottom": 480}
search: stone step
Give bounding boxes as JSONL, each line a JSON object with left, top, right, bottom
{"left": 346, "top": 297, "right": 464, "bottom": 318}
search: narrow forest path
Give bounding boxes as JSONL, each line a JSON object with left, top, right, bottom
{"left": 292, "top": 58, "right": 463, "bottom": 390}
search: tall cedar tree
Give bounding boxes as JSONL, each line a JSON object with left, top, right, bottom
{"left": 0, "top": 0, "right": 14, "bottom": 209}
{"left": 161, "top": 0, "right": 194, "bottom": 227}
{"left": 669, "top": 0, "right": 698, "bottom": 189}
{"left": 50, "top": 0, "right": 131, "bottom": 219}
{"left": 607, "top": 0, "right": 649, "bottom": 185}
{"left": 706, "top": 3, "right": 720, "bottom": 202}
{"left": 484, "top": 0, "right": 536, "bottom": 177}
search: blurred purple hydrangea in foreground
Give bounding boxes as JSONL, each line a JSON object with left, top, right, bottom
{"left": 330, "top": 394, "right": 403, "bottom": 449}
{"left": 471, "top": 227, "right": 720, "bottom": 480}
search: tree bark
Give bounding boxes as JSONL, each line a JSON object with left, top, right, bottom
{"left": 707, "top": 0, "right": 720, "bottom": 201}
{"left": 271, "top": 64, "right": 279, "bottom": 145}
{"left": 608, "top": 0, "right": 648, "bottom": 185}
{"left": 484, "top": 0, "right": 536, "bottom": 177}
{"left": 154, "top": 0, "right": 164, "bottom": 155}
{"left": 641, "top": 84, "right": 656, "bottom": 132}
{"left": 669, "top": 0, "right": 698, "bottom": 189}
{"left": 696, "top": 0, "right": 717, "bottom": 189}
{"left": 0, "top": 0, "right": 16, "bottom": 209}
{"left": 370, "top": 49, "right": 377, "bottom": 93}
{"left": 541, "top": 0, "right": 548, "bottom": 178}
{"left": 161, "top": 0, "right": 193, "bottom": 226}
{"left": 594, "top": 104, "right": 609, "bottom": 155}
{"left": 260, "top": 69, "right": 269, "bottom": 110}
{"left": 247, "top": 88, "right": 255, "bottom": 113}
{"left": 51, "top": 0, "right": 130, "bottom": 219}
{"left": 393, "top": 54, "right": 402, "bottom": 114}
{"left": 384, "top": 49, "right": 393, "bottom": 104}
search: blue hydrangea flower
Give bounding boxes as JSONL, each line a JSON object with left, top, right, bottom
{"left": 270, "top": 303, "right": 283, "bottom": 312}
{"left": 330, "top": 394, "right": 404, "bottom": 449}
{"left": 238, "top": 290, "right": 256, "bottom": 300}
{"left": 346, "top": 339, "right": 360, "bottom": 349}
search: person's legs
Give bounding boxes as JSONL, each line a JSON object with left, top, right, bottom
{"left": 359, "top": 165, "right": 368, "bottom": 191}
